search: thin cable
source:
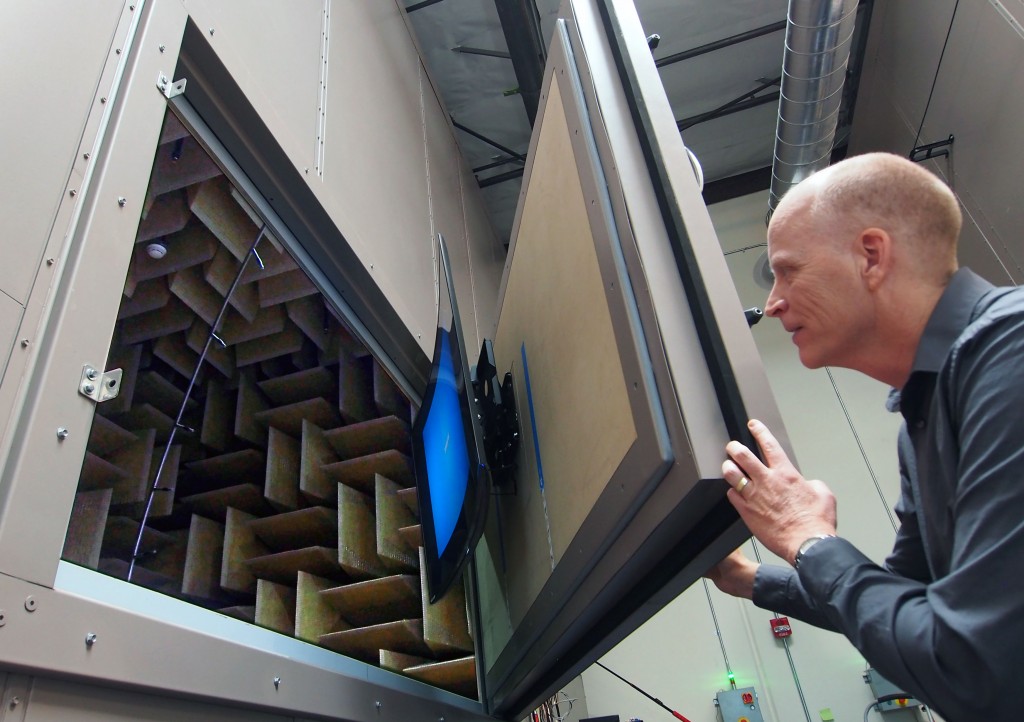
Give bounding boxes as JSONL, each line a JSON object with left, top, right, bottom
{"left": 825, "top": 367, "right": 899, "bottom": 531}
{"left": 701, "top": 578, "right": 735, "bottom": 686}
{"left": 910, "top": 0, "right": 960, "bottom": 154}
{"left": 749, "top": 541, "right": 814, "bottom": 722}
{"left": 128, "top": 226, "right": 267, "bottom": 580}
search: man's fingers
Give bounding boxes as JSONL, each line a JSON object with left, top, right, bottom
{"left": 748, "top": 419, "right": 786, "bottom": 464}
{"left": 725, "top": 439, "right": 763, "bottom": 477}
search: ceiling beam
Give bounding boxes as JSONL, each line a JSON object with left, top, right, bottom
{"left": 405, "top": 0, "right": 444, "bottom": 13}
{"left": 493, "top": 0, "right": 546, "bottom": 126}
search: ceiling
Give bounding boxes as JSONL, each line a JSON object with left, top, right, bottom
{"left": 404, "top": 0, "right": 873, "bottom": 244}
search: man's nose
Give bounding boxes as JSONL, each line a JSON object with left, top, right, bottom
{"left": 765, "top": 284, "right": 785, "bottom": 317}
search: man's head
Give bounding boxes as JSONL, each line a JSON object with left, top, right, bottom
{"left": 765, "top": 153, "right": 962, "bottom": 385}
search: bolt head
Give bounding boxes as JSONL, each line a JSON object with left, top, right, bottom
{"left": 24, "top": 596, "right": 36, "bottom": 612}
{"left": 86, "top": 368, "right": 98, "bottom": 380}
{"left": 83, "top": 383, "right": 95, "bottom": 394}
{"left": 69, "top": 189, "right": 77, "bottom": 197}
{"left": 118, "top": 197, "right": 127, "bottom": 207}
{"left": 57, "top": 428, "right": 69, "bottom": 441}
{"left": 85, "top": 632, "right": 97, "bottom": 646}
{"left": 159, "top": 44, "right": 166, "bottom": 53}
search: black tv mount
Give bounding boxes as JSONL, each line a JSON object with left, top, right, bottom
{"left": 472, "top": 339, "right": 520, "bottom": 493}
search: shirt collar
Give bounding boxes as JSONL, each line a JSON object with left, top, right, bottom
{"left": 909, "top": 267, "right": 995, "bottom": 375}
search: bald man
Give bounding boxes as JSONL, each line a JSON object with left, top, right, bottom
{"left": 708, "top": 153, "right": 1024, "bottom": 722}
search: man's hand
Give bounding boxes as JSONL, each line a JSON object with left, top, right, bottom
{"left": 722, "top": 419, "right": 837, "bottom": 565}
{"left": 706, "top": 548, "right": 759, "bottom": 599}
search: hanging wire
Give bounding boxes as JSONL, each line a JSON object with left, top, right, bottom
{"left": 128, "top": 225, "right": 268, "bottom": 580}
{"left": 824, "top": 367, "right": 899, "bottom": 532}
{"left": 701, "top": 578, "right": 736, "bottom": 688}
{"left": 749, "top": 540, "right": 814, "bottom": 722}
{"left": 910, "top": 0, "right": 961, "bottom": 154}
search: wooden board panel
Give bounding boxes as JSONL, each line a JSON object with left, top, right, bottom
{"left": 244, "top": 546, "right": 345, "bottom": 586}
{"left": 205, "top": 245, "right": 259, "bottom": 322}
{"left": 180, "top": 484, "right": 272, "bottom": 523}
{"left": 99, "top": 558, "right": 179, "bottom": 594}
{"left": 248, "top": 506, "right": 337, "bottom": 552}
{"left": 220, "top": 605, "right": 257, "bottom": 623}
{"left": 322, "top": 450, "right": 413, "bottom": 494}
{"left": 128, "top": 224, "right": 218, "bottom": 284}
{"left": 338, "top": 483, "right": 387, "bottom": 580}
{"left": 265, "top": 427, "right": 300, "bottom": 511}
{"left": 286, "top": 295, "right": 328, "bottom": 350}
{"left": 100, "top": 516, "right": 174, "bottom": 560}
{"left": 258, "top": 366, "right": 336, "bottom": 406}
{"left": 235, "top": 375, "right": 269, "bottom": 446}
{"left": 112, "top": 403, "right": 175, "bottom": 443}
{"left": 320, "top": 574, "right": 420, "bottom": 627}
{"left": 117, "top": 277, "right": 171, "bottom": 320}
{"left": 258, "top": 269, "right": 318, "bottom": 307}
{"left": 170, "top": 264, "right": 223, "bottom": 326}
{"left": 373, "top": 360, "right": 409, "bottom": 422}
{"left": 376, "top": 475, "right": 418, "bottom": 573}
{"left": 221, "top": 506, "right": 269, "bottom": 594}
{"left": 182, "top": 514, "right": 227, "bottom": 602}
{"left": 255, "top": 579, "right": 295, "bottom": 635}
{"left": 396, "top": 487, "right": 419, "bottom": 518}
{"left": 299, "top": 419, "right": 339, "bottom": 503}
{"left": 379, "top": 650, "right": 429, "bottom": 673}
{"left": 185, "top": 449, "right": 266, "bottom": 489}
{"left": 136, "top": 189, "right": 190, "bottom": 243}
{"left": 153, "top": 333, "right": 201, "bottom": 382}
{"left": 188, "top": 177, "right": 260, "bottom": 262}
{"left": 135, "top": 370, "right": 197, "bottom": 418}
{"left": 319, "top": 619, "right": 429, "bottom": 662}
{"left": 149, "top": 137, "right": 222, "bottom": 196}
{"left": 338, "top": 353, "right": 375, "bottom": 424}
{"left": 86, "top": 414, "right": 137, "bottom": 457}
{"left": 142, "top": 528, "right": 188, "bottom": 585}
{"left": 323, "top": 416, "right": 410, "bottom": 460}
{"left": 256, "top": 397, "right": 342, "bottom": 440}
{"left": 240, "top": 243, "right": 298, "bottom": 283}
{"left": 106, "top": 429, "right": 155, "bottom": 505}
{"left": 145, "top": 443, "right": 181, "bottom": 518}
{"left": 63, "top": 488, "right": 113, "bottom": 568}
{"left": 200, "top": 377, "right": 233, "bottom": 452}
{"left": 419, "top": 548, "right": 473, "bottom": 655}
{"left": 398, "top": 524, "right": 422, "bottom": 550}
{"left": 119, "top": 297, "right": 194, "bottom": 345}
{"left": 295, "top": 571, "right": 349, "bottom": 643}
{"left": 219, "top": 304, "right": 286, "bottom": 346}
{"left": 186, "top": 319, "right": 236, "bottom": 379}
{"left": 403, "top": 656, "right": 477, "bottom": 698}
{"left": 235, "top": 323, "right": 304, "bottom": 367}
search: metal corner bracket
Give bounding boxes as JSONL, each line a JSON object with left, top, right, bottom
{"left": 79, "top": 365, "right": 122, "bottom": 403}
{"left": 157, "top": 73, "right": 186, "bottom": 99}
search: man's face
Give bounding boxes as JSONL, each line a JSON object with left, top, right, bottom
{"left": 764, "top": 208, "right": 869, "bottom": 370}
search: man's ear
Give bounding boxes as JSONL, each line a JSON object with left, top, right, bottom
{"left": 858, "top": 227, "right": 892, "bottom": 290}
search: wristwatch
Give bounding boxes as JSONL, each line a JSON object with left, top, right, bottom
{"left": 794, "top": 534, "right": 837, "bottom": 569}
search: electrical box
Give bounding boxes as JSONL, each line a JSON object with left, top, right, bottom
{"left": 715, "top": 687, "right": 765, "bottom": 722}
{"left": 864, "top": 668, "right": 920, "bottom": 713}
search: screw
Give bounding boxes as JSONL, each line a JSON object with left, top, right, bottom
{"left": 100, "top": 97, "right": 107, "bottom": 104}
{"left": 118, "top": 197, "right": 127, "bottom": 207}
{"left": 83, "top": 152, "right": 91, "bottom": 160}
{"left": 0, "top": 609, "right": 6, "bottom": 626}
{"left": 129, "top": 4, "right": 135, "bottom": 9}
{"left": 209, "top": 28, "right": 215, "bottom": 35}
{"left": 273, "top": 677, "right": 281, "bottom": 689}
{"left": 86, "top": 368, "right": 98, "bottom": 380}
{"left": 115, "top": 48, "right": 122, "bottom": 55}
{"left": 83, "top": 383, "right": 95, "bottom": 394}
{"left": 20, "top": 339, "right": 29, "bottom": 348}
{"left": 57, "top": 428, "right": 69, "bottom": 441}
{"left": 24, "top": 596, "right": 36, "bottom": 612}
{"left": 69, "top": 189, "right": 77, "bottom": 197}
{"left": 85, "top": 632, "right": 97, "bottom": 646}
{"left": 9, "top": 697, "right": 19, "bottom": 709}
{"left": 375, "top": 700, "right": 382, "bottom": 710}
{"left": 46, "top": 258, "right": 55, "bottom": 266}
{"left": 159, "top": 44, "right": 166, "bottom": 53}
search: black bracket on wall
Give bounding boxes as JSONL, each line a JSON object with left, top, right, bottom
{"left": 910, "top": 134, "right": 954, "bottom": 163}
{"left": 473, "top": 339, "right": 520, "bottom": 493}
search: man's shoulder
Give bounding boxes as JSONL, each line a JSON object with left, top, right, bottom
{"left": 952, "top": 284, "right": 1024, "bottom": 358}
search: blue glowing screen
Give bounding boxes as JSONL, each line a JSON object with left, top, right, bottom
{"left": 421, "top": 330, "right": 470, "bottom": 558}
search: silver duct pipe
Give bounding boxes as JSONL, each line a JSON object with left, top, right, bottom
{"left": 768, "top": 0, "right": 859, "bottom": 213}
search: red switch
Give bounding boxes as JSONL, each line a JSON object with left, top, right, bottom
{"left": 742, "top": 692, "right": 754, "bottom": 705}
{"left": 770, "top": 617, "right": 792, "bottom": 638}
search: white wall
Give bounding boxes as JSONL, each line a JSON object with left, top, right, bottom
{"left": 579, "top": 191, "right": 916, "bottom": 722}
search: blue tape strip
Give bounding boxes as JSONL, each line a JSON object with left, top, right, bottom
{"left": 521, "top": 342, "right": 546, "bottom": 491}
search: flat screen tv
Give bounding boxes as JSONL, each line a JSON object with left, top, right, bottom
{"left": 412, "top": 235, "right": 491, "bottom": 603}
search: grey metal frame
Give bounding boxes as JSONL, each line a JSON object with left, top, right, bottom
{"left": 0, "top": 2, "right": 486, "bottom": 719}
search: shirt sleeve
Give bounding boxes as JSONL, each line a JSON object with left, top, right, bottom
{"left": 751, "top": 562, "right": 838, "bottom": 632}
{"left": 797, "top": 311, "right": 1024, "bottom": 722}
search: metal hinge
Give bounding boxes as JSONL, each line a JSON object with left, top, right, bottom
{"left": 79, "top": 365, "right": 122, "bottom": 403}
{"left": 157, "top": 73, "right": 186, "bottom": 99}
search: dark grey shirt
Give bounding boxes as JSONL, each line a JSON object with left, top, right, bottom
{"left": 753, "top": 268, "right": 1024, "bottom": 722}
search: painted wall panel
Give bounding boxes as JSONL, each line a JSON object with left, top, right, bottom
{"left": 0, "top": 292, "right": 25, "bottom": 387}
{"left": 0, "top": 0, "right": 124, "bottom": 305}
{"left": 462, "top": 165, "right": 506, "bottom": 345}
{"left": 181, "top": 0, "right": 323, "bottom": 172}
{"left": 320, "top": 0, "right": 433, "bottom": 352}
